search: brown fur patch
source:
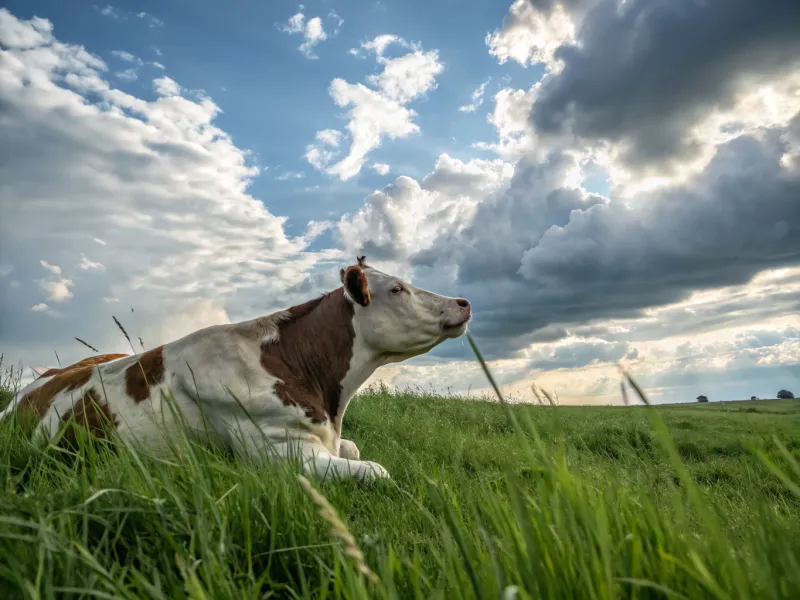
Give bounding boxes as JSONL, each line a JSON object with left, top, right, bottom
{"left": 59, "top": 388, "right": 119, "bottom": 447}
{"left": 260, "top": 288, "right": 355, "bottom": 425}
{"left": 38, "top": 353, "right": 129, "bottom": 379}
{"left": 17, "top": 365, "right": 96, "bottom": 418}
{"left": 124, "top": 346, "right": 165, "bottom": 403}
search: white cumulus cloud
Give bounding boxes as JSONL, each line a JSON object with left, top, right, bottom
{"left": 305, "top": 129, "right": 343, "bottom": 171}
{"left": 325, "top": 80, "right": 420, "bottom": 180}
{"left": 486, "top": 0, "right": 577, "bottom": 71}
{"left": 41, "top": 279, "right": 73, "bottom": 302}
{"left": 280, "top": 11, "right": 328, "bottom": 59}
{"left": 308, "top": 35, "right": 443, "bottom": 180}
{"left": 153, "top": 76, "right": 180, "bottom": 96}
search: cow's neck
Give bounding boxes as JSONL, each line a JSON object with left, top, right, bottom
{"left": 262, "top": 288, "right": 382, "bottom": 433}
{"left": 335, "top": 327, "right": 386, "bottom": 433}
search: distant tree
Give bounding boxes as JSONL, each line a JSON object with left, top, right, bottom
{"left": 751, "top": 396, "right": 758, "bottom": 400}
{"left": 696, "top": 395, "right": 708, "bottom": 403}
{"left": 777, "top": 390, "right": 795, "bottom": 399}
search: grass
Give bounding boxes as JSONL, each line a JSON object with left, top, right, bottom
{"left": 1, "top": 355, "right": 800, "bottom": 599}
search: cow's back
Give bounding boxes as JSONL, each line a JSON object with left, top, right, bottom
{"left": 0, "top": 353, "right": 128, "bottom": 421}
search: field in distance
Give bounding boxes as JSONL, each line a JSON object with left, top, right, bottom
{"left": 1, "top": 383, "right": 799, "bottom": 599}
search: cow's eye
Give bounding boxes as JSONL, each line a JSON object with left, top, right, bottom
{"left": 391, "top": 285, "right": 404, "bottom": 294}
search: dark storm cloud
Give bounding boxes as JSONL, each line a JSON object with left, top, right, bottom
{"left": 520, "top": 131, "right": 800, "bottom": 295}
{"left": 528, "top": 339, "right": 630, "bottom": 370}
{"left": 412, "top": 121, "right": 800, "bottom": 361}
{"left": 531, "top": 0, "right": 800, "bottom": 168}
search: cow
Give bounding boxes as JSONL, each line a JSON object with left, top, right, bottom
{"left": 1, "top": 257, "right": 471, "bottom": 481}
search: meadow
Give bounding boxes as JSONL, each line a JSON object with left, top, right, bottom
{"left": 1, "top": 362, "right": 800, "bottom": 599}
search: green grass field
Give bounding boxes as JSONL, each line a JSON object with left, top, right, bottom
{"left": 1, "top": 374, "right": 800, "bottom": 599}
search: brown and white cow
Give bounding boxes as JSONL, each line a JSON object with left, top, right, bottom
{"left": 1, "top": 257, "right": 471, "bottom": 481}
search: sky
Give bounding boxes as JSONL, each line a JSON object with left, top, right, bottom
{"left": 1, "top": 0, "right": 799, "bottom": 405}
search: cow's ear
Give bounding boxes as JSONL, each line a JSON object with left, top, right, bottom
{"left": 343, "top": 266, "right": 371, "bottom": 307}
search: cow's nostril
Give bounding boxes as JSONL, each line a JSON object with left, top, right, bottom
{"left": 456, "top": 298, "right": 469, "bottom": 309}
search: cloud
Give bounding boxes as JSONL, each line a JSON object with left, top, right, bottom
{"left": 282, "top": 12, "right": 305, "bottom": 34}
{"left": 735, "top": 326, "right": 800, "bottom": 350}
{"left": 360, "top": 34, "right": 411, "bottom": 59}
{"left": 0, "top": 10, "right": 54, "bottom": 47}
{"left": 79, "top": 255, "right": 105, "bottom": 271}
{"left": 366, "top": 46, "right": 443, "bottom": 104}
{"left": 275, "top": 171, "right": 305, "bottom": 181}
{"left": 527, "top": 338, "right": 631, "bottom": 370}
{"left": 472, "top": 86, "right": 537, "bottom": 159}
{"left": 39, "top": 260, "right": 61, "bottom": 275}
{"left": 454, "top": 130, "right": 800, "bottom": 349}
{"left": 338, "top": 175, "right": 465, "bottom": 263}
{"left": 337, "top": 154, "right": 513, "bottom": 263}
{"left": 525, "top": 0, "right": 800, "bottom": 175}
{"left": 280, "top": 11, "right": 328, "bottom": 59}
{"left": 95, "top": 6, "right": 163, "bottom": 28}
{"left": 116, "top": 68, "right": 138, "bottom": 81}
{"left": 41, "top": 279, "right": 73, "bottom": 302}
{"left": 339, "top": 110, "right": 798, "bottom": 368}
{"left": 305, "top": 128, "right": 342, "bottom": 170}
{"left": 420, "top": 153, "right": 513, "bottom": 197}
{"left": 97, "top": 5, "right": 123, "bottom": 21}
{"left": 31, "top": 303, "right": 48, "bottom": 312}
{"left": 517, "top": 133, "right": 800, "bottom": 304}
{"left": 136, "top": 12, "right": 163, "bottom": 28}
{"left": 486, "top": 0, "right": 580, "bottom": 70}
{"left": 0, "top": 10, "right": 322, "bottom": 371}
{"left": 153, "top": 76, "right": 180, "bottom": 96}
{"left": 328, "top": 10, "right": 344, "bottom": 35}
{"left": 310, "top": 35, "right": 443, "bottom": 180}
{"left": 371, "top": 163, "right": 390, "bottom": 175}
{"left": 559, "top": 269, "right": 800, "bottom": 347}
{"left": 324, "top": 80, "right": 419, "bottom": 179}
{"left": 441, "top": 1, "right": 800, "bottom": 365}
{"left": 315, "top": 129, "right": 341, "bottom": 147}
{"left": 299, "top": 17, "right": 327, "bottom": 59}
{"left": 140, "top": 299, "right": 230, "bottom": 348}
{"left": 111, "top": 50, "right": 141, "bottom": 64}
{"left": 458, "top": 78, "right": 490, "bottom": 113}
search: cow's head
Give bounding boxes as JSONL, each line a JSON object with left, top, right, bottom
{"left": 340, "top": 256, "right": 471, "bottom": 360}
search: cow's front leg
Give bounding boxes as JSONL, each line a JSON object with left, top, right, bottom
{"left": 338, "top": 438, "right": 360, "bottom": 460}
{"left": 273, "top": 441, "right": 389, "bottom": 482}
